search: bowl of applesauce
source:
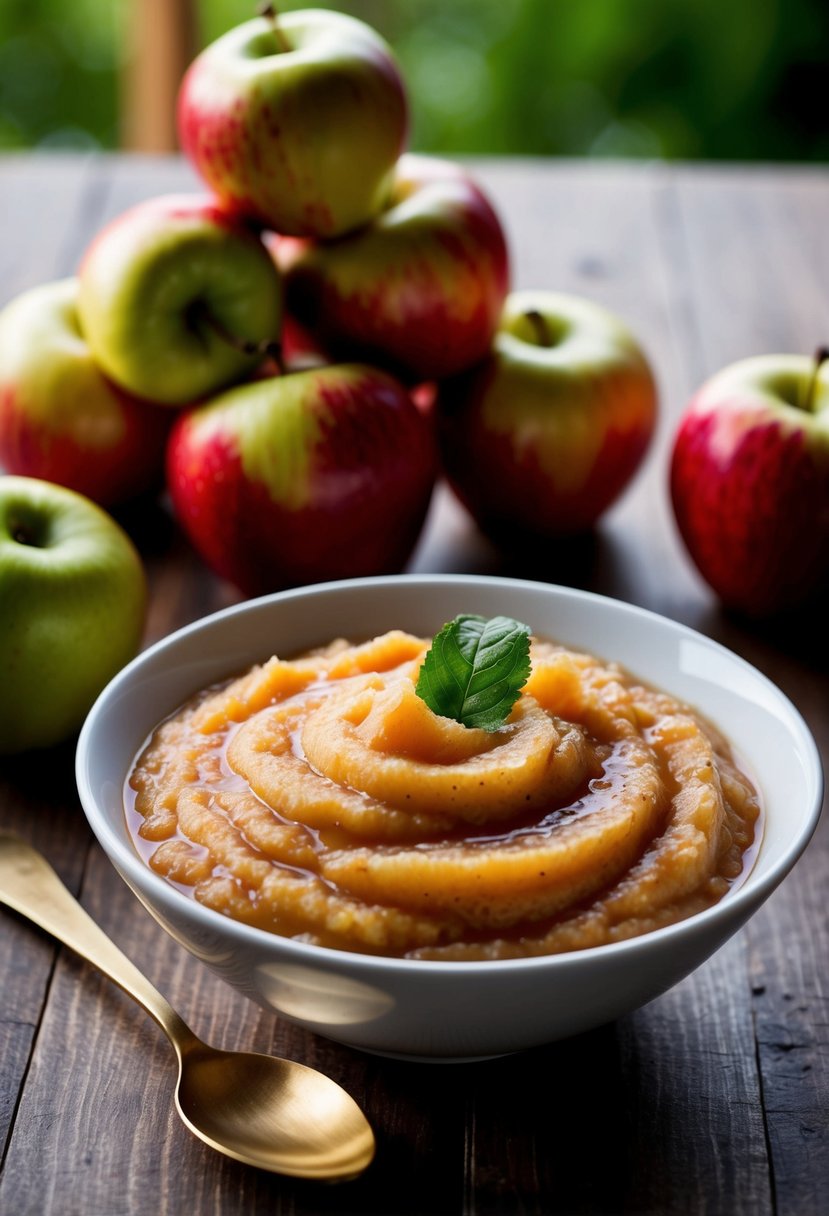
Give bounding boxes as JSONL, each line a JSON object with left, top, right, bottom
{"left": 76, "top": 575, "right": 823, "bottom": 1060}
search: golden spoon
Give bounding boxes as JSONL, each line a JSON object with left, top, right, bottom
{"left": 0, "top": 833, "right": 375, "bottom": 1181}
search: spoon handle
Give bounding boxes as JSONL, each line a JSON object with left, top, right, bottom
{"left": 0, "top": 834, "right": 194, "bottom": 1052}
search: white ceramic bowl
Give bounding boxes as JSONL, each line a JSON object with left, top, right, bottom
{"left": 76, "top": 575, "right": 823, "bottom": 1061}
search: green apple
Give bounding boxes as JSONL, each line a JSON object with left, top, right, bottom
{"left": 0, "top": 476, "right": 146, "bottom": 753}
{"left": 0, "top": 278, "right": 172, "bottom": 506}
{"left": 177, "top": 7, "right": 408, "bottom": 238}
{"left": 77, "top": 194, "right": 282, "bottom": 406}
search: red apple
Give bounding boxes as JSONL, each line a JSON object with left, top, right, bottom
{"left": 670, "top": 351, "right": 829, "bottom": 616}
{"left": 279, "top": 309, "right": 331, "bottom": 372}
{"left": 0, "top": 279, "right": 172, "bottom": 506}
{"left": 178, "top": 7, "right": 408, "bottom": 239}
{"left": 436, "top": 291, "right": 657, "bottom": 542}
{"left": 166, "top": 363, "right": 436, "bottom": 596}
{"left": 273, "top": 154, "right": 510, "bottom": 383}
{"left": 77, "top": 194, "right": 282, "bottom": 406}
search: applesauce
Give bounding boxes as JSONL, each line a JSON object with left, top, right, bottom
{"left": 126, "top": 630, "right": 761, "bottom": 960}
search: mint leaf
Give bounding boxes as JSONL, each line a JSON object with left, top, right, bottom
{"left": 415, "top": 614, "right": 532, "bottom": 731}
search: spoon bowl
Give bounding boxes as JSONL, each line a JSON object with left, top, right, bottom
{"left": 175, "top": 1044, "right": 374, "bottom": 1179}
{"left": 0, "top": 833, "right": 375, "bottom": 1181}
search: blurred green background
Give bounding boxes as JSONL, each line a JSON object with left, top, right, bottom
{"left": 1, "top": 0, "right": 826, "bottom": 161}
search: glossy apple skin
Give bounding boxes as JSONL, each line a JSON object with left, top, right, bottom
{"left": 671, "top": 355, "right": 829, "bottom": 616}
{"left": 178, "top": 10, "right": 408, "bottom": 239}
{"left": 437, "top": 291, "right": 657, "bottom": 541}
{"left": 274, "top": 154, "right": 510, "bottom": 383}
{"left": 77, "top": 194, "right": 282, "bottom": 406}
{"left": 0, "top": 476, "right": 145, "bottom": 753}
{"left": 167, "top": 364, "right": 436, "bottom": 596}
{"left": 0, "top": 279, "right": 172, "bottom": 506}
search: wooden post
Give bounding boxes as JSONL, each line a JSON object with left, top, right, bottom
{"left": 121, "top": 0, "right": 198, "bottom": 152}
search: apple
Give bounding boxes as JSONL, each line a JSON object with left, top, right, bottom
{"left": 273, "top": 153, "right": 510, "bottom": 384}
{"left": 436, "top": 290, "right": 658, "bottom": 541}
{"left": 670, "top": 351, "right": 829, "bottom": 616}
{"left": 0, "top": 475, "right": 146, "bottom": 753}
{"left": 0, "top": 278, "right": 172, "bottom": 507}
{"left": 77, "top": 194, "right": 282, "bottom": 406}
{"left": 166, "top": 363, "right": 436, "bottom": 596}
{"left": 177, "top": 7, "right": 408, "bottom": 239}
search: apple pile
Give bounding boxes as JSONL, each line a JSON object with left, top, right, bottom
{"left": 0, "top": 4, "right": 661, "bottom": 601}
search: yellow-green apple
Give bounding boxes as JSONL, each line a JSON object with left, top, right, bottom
{"left": 166, "top": 364, "right": 436, "bottom": 596}
{"left": 177, "top": 7, "right": 408, "bottom": 239}
{"left": 670, "top": 351, "right": 829, "bottom": 616}
{"left": 273, "top": 154, "right": 510, "bottom": 384}
{"left": 436, "top": 291, "right": 657, "bottom": 541}
{"left": 0, "top": 475, "right": 146, "bottom": 753}
{"left": 0, "top": 279, "right": 172, "bottom": 506}
{"left": 77, "top": 194, "right": 282, "bottom": 406}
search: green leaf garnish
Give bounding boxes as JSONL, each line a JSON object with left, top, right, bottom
{"left": 415, "top": 614, "right": 532, "bottom": 731}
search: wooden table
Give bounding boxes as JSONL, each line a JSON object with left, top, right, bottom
{"left": 1, "top": 155, "right": 827, "bottom": 1216}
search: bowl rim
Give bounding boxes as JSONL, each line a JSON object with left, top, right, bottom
{"left": 76, "top": 572, "right": 825, "bottom": 975}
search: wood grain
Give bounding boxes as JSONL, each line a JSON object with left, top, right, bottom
{"left": 0, "top": 155, "right": 826, "bottom": 1216}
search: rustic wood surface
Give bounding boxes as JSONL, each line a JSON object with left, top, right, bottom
{"left": 0, "top": 154, "right": 826, "bottom": 1216}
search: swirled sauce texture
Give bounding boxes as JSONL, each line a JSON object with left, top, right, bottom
{"left": 127, "top": 631, "right": 761, "bottom": 959}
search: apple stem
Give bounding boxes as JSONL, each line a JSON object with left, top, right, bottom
{"left": 802, "top": 345, "right": 829, "bottom": 412}
{"left": 525, "top": 309, "right": 554, "bottom": 348}
{"left": 257, "top": 2, "right": 292, "bottom": 54}
{"left": 192, "top": 305, "right": 283, "bottom": 370}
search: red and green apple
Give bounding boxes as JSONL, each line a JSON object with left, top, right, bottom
{"left": 274, "top": 154, "right": 510, "bottom": 384}
{"left": 166, "top": 363, "right": 436, "bottom": 596}
{"left": 0, "top": 278, "right": 172, "bottom": 506}
{"left": 0, "top": 476, "right": 146, "bottom": 753}
{"left": 670, "top": 351, "right": 829, "bottom": 616}
{"left": 178, "top": 7, "right": 408, "bottom": 239}
{"left": 436, "top": 290, "right": 658, "bottom": 542}
{"left": 77, "top": 194, "right": 282, "bottom": 406}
